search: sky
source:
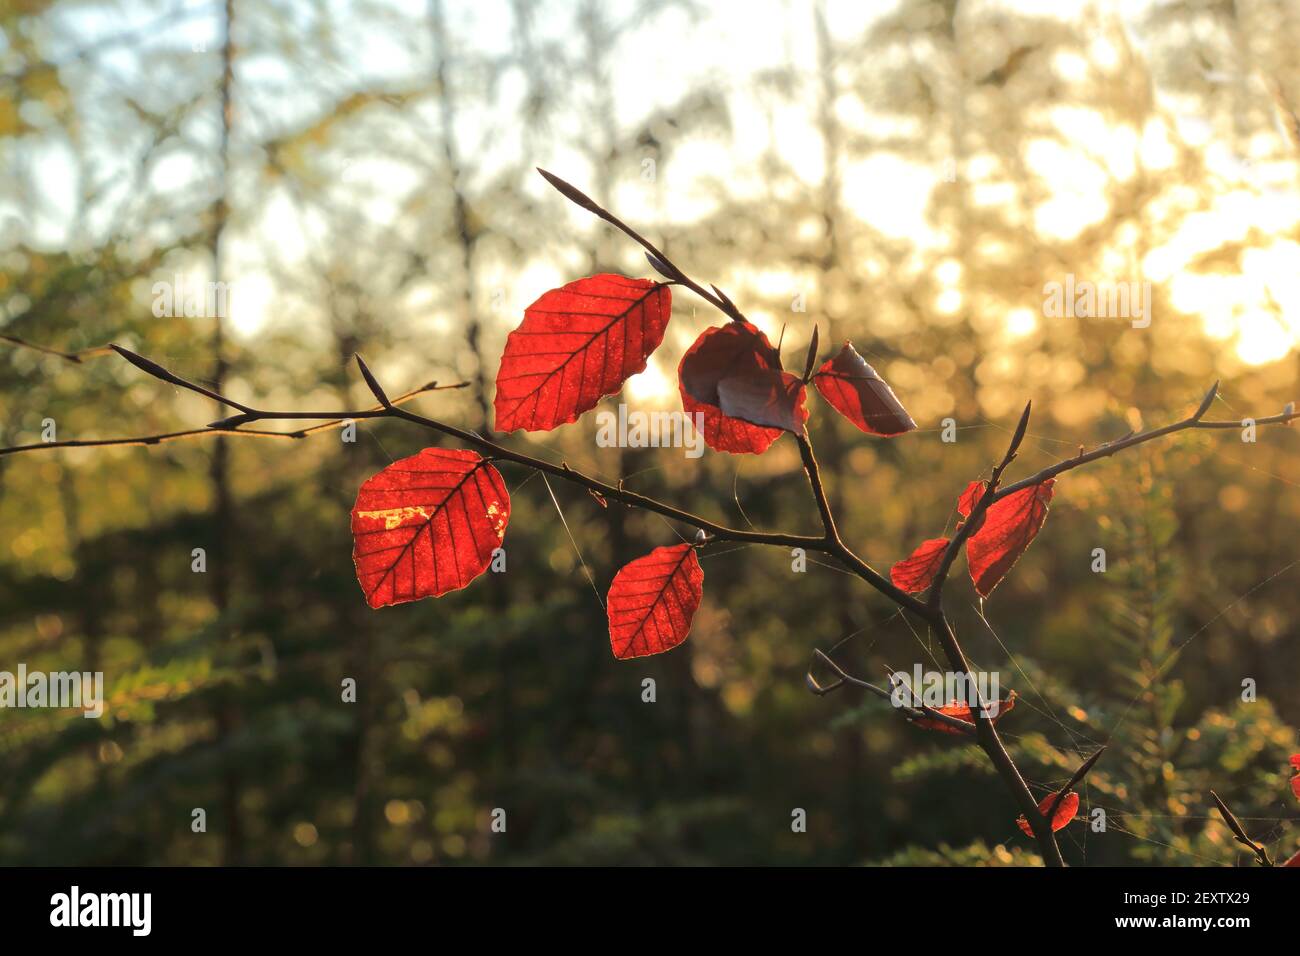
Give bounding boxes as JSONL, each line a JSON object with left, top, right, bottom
{"left": 4, "top": 0, "right": 1299, "bottom": 372}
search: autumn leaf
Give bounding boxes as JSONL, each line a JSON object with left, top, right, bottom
{"left": 966, "top": 479, "right": 1055, "bottom": 597}
{"left": 494, "top": 274, "right": 671, "bottom": 432}
{"left": 812, "top": 341, "right": 916, "bottom": 436}
{"left": 910, "top": 692, "right": 1018, "bottom": 735}
{"left": 1283, "top": 849, "right": 1300, "bottom": 867}
{"left": 679, "top": 320, "right": 792, "bottom": 454}
{"left": 1017, "top": 790, "right": 1079, "bottom": 837}
{"left": 606, "top": 543, "right": 704, "bottom": 659}
{"left": 957, "top": 480, "right": 986, "bottom": 519}
{"left": 1291, "top": 754, "right": 1300, "bottom": 801}
{"left": 890, "top": 480, "right": 993, "bottom": 594}
{"left": 351, "top": 448, "right": 509, "bottom": 609}
{"left": 890, "top": 537, "right": 950, "bottom": 594}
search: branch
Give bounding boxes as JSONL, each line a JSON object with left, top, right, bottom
{"left": 540, "top": 169, "right": 926, "bottom": 615}
{"left": 5, "top": 347, "right": 839, "bottom": 531}
{"left": 537, "top": 167, "right": 748, "bottom": 323}
{"left": 993, "top": 381, "right": 1297, "bottom": 502}
{"left": 796, "top": 431, "right": 841, "bottom": 541}
{"left": 806, "top": 648, "right": 979, "bottom": 735}
{"left": 1044, "top": 746, "right": 1106, "bottom": 830}
{"left": 927, "top": 400, "right": 1033, "bottom": 601}
{"left": 922, "top": 384, "right": 1296, "bottom": 602}
{"left": 0, "top": 378, "right": 464, "bottom": 456}
{"left": 1210, "top": 790, "right": 1275, "bottom": 867}
{"left": 1, "top": 334, "right": 116, "bottom": 364}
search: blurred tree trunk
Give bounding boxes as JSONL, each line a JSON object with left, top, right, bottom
{"left": 210, "top": 0, "right": 244, "bottom": 866}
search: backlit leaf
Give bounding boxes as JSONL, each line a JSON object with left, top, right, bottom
{"left": 351, "top": 448, "right": 509, "bottom": 609}
{"left": 679, "top": 320, "right": 787, "bottom": 454}
{"left": 891, "top": 537, "right": 950, "bottom": 594}
{"left": 966, "top": 479, "right": 1055, "bottom": 597}
{"left": 606, "top": 544, "right": 704, "bottom": 659}
{"left": 495, "top": 274, "right": 671, "bottom": 432}
{"left": 910, "top": 692, "right": 1018, "bottom": 735}
{"left": 957, "top": 480, "right": 986, "bottom": 518}
{"left": 1017, "top": 790, "right": 1079, "bottom": 837}
{"left": 812, "top": 341, "right": 916, "bottom": 436}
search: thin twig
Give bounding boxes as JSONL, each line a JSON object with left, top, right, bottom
{"left": 807, "top": 649, "right": 979, "bottom": 735}
{"left": 1043, "top": 747, "right": 1106, "bottom": 829}
{"left": 993, "top": 382, "right": 1297, "bottom": 501}
{"left": 1210, "top": 790, "right": 1275, "bottom": 866}
{"left": 537, "top": 167, "right": 746, "bottom": 322}
{"left": 1, "top": 334, "right": 116, "bottom": 364}
{"left": 0, "top": 377, "right": 467, "bottom": 456}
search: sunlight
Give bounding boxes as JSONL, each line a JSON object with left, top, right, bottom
{"left": 625, "top": 354, "right": 673, "bottom": 405}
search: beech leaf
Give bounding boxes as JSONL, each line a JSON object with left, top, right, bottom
{"left": 678, "top": 320, "right": 788, "bottom": 454}
{"left": 909, "top": 693, "right": 1018, "bottom": 735}
{"left": 890, "top": 537, "right": 950, "bottom": 594}
{"left": 1017, "top": 790, "right": 1079, "bottom": 837}
{"left": 957, "top": 480, "right": 986, "bottom": 519}
{"left": 966, "top": 479, "right": 1055, "bottom": 597}
{"left": 351, "top": 448, "right": 509, "bottom": 609}
{"left": 606, "top": 544, "right": 704, "bottom": 659}
{"left": 495, "top": 274, "right": 671, "bottom": 432}
{"left": 813, "top": 342, "right": 916, "bottom": 436}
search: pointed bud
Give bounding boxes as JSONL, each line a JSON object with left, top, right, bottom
{"left": 355, "top": 354, "right": 391, "bottom": 407}
{"left": 536, "top": 168, "right": 600, "bottom": 214}
{"left": 645, "top": 251, "right": 676, "bottom": 281}
{"left": 1004, "top": 401, "right": 1032, "bottom": 461}
{"left": 110, "top": 344, "right": 173, "bottom": 381}
{"left": 802, "top": 325, "right": 820, "bottom": 382}
{"left": 710, "top": 283, "right": 739, "bottom": 318}
{"left": 1194, "top": 380, "right": 1220, "bottom": 420}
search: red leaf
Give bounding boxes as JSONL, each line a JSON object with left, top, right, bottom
{"left": 494, "top": 274, "right": 671, "bottom": 432}
{"left": 891, "top": 537, "right": 950, "bottom": 593}
{"left": 957, "top": 480, "right": 986, "bottom": 519}
{"left": 1283, "top": 849, "right": 1300, "bottom": 867}
{"left": 679, "top": 321, "right": 786, "bottom": 454}
{"left": 1017, "top": 790, "right": 1079, "bottom": 837}
{"left": 351, "top": 448, "right": 509, "bottom": 609}
{"left": 966, "top": 479, "right": 1055, "bottom": 597}
{"left": 606, "top": 544, "right": 704, "bottom": 659}
{"left": 910, "top": 693, "right": 1018, "bottom": 734}
{"left": 716, "top": 366, "right": 809, "bottom": 433}
{"left": 812, "top": 342, "right": 917, "bottom": 436}
{"left": 1291, "top": 754, "right": 1300, "bottom": 801}
{"left": 1290, "top": 753, "right": 1300, "bottom": 771}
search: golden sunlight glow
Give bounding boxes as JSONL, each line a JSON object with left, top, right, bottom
{"left": 222, "top": 0, "right": 1299, "bottom": 372}
{"left": 626, "top": 355, "right": 673, "bottom": 405}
